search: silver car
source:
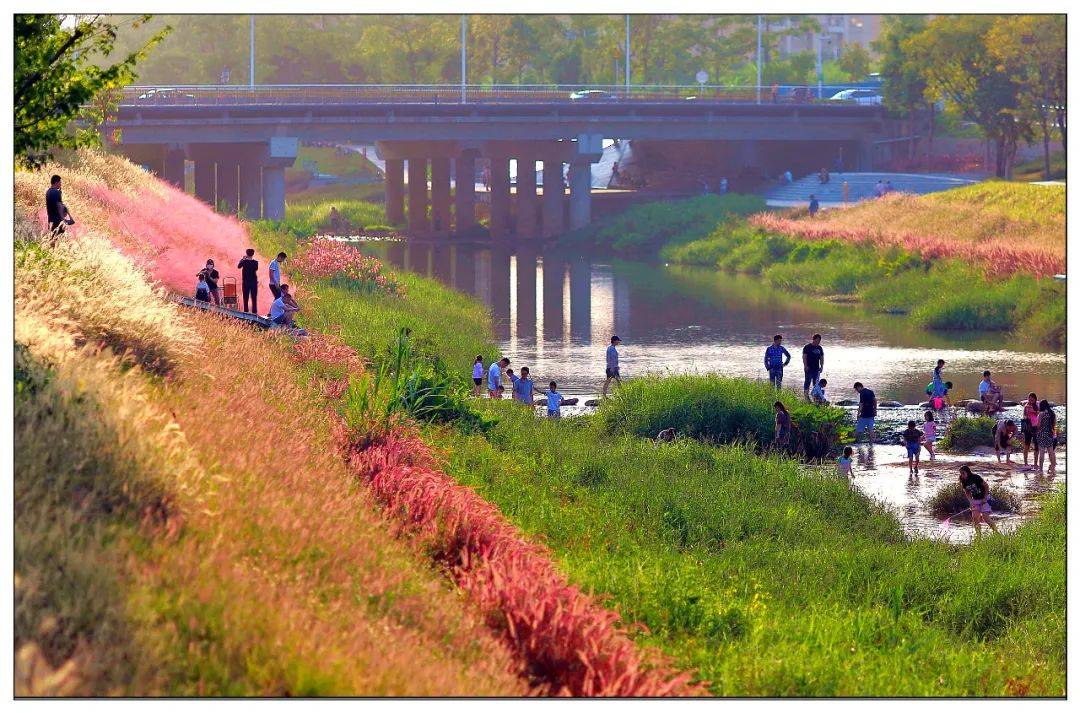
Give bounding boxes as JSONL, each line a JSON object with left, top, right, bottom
{"left": 828, "top": 89, "right": 882, "bottom": 105}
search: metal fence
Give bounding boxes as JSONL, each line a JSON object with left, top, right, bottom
{"left": 119, "top": 84, "right": 874, "bottom": 106}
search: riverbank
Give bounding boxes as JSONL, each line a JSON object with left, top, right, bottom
{"left": 559, "top": 190, "right": 1065, "bottom": 348}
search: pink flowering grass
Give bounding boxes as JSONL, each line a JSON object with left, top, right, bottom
{"left": 293, "top": 237, "right": 405, "bottom": 296}
{"left": 334, "top": 423, "right": 706, "bottom": 697}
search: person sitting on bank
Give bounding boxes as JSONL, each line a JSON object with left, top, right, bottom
{"left": 269, "top": 283, "right": 300, "bottom": 327}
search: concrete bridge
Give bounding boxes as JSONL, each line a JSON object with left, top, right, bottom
{"left": 107, "top": 85, "right": 893, "bottom": 238}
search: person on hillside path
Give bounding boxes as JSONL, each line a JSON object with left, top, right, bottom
{"left": 546, "top": 381, "right": 564, "bottom": 418}
{"left": 237, "top": 249, "right": 260, "bottom": 314}
{"left": 603, "top": 335, "right": 622, "bottom": 397}
{"left": 764, "top": 334, "right": 791, "bottom": 390}
{"left": 959, "top": 465, "right": 999, "bottom": 536}
{"left": 268, "top": 252, "right": 287, "bottom": 302}
{"left": 802, "top": 334, "right": 825, "bottom": 401}
{"left": 1022, "top": 392, "right": 1040, "bottom": 465}
{"left": 1035, "top": 400, "right": 1058, "bottom": 471}
{"left": 45, "top": 174, "right": 74, "bottom": 238}
{"left": 922, "top": 410, "right": 938, "bottom": 461}
{"left": 472, "top": 355, "right": 485, "bottom": 397}
{"left": 488, "top": 357, "right": 509, "bottom": 399}
{"left": 979, "top": 370, "right": 1003, "bottom": 419}
{"left": 773, "top": 401, "right": 792, "bottom": 449}
{"left": 808, "top": 194, "right": 820, "bottom": 216}
{"left": 902, "top": 419, "right": 924, "bottom": 475}
{"left": 853, "top": 382, "right": 877, "bottom": 443}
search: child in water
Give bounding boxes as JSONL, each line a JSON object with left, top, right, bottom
{"left": 837, "top": 446, "right": 854, "bottom": 479}
{"left": 922, "top": 410, "right": 938, "bottom": 461}
{"left": 545, "top": 381, "right": 563, "bottom": 418}
{"left": 902, "top": 419, "right": 924, "bottom": 475}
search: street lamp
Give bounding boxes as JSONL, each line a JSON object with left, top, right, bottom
{"left": 249, "top": 15, "right": 255, "bottom": 87}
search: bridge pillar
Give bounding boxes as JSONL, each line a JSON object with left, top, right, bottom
{"left": 489, "top": 156, "right": 511, "bottom": 240}
{"left": 569, "top": 255, "right": 591, "bottom": 343}
{"left": 384, "top": 159, "right": 405, "bottom": 225}
{"left": 541, "top": 252, "right": 565, "bottom": 340}
{"left": 193, "top": 159, "right": 216, "bottom": 205}
{"left": 163, "top": 146, "right": 186, "bottom": 189}
{"left": 262, "top": 166, "right": 286, "bottom": 222}
{"left": 568, "top": 160, "right": 592, "bottom": 231}
{"left": 454, "top": 153, "right": 477, "bottom": 236}
{"left": 515, "top": 156, "right": 539, "bottom": 239}
{"left": 239, "top": 162, "right": 262, "bottom": 219}
{"left": 541, "top": 158, "right": 565, "bottom": 238}
{"left": 857, "top": 141, "right": 875, "bottom": 171}
{"left": 430, "top": 157, "right": 452, "bottom": 238}
{"left": 407, "top": 157, "right": 429, "bottom": 234}
{"left": 216, "top": 161, "right": 239, "bottom": 214}
{"left": 516, "top": 247, "right": 538, "bottom": 339}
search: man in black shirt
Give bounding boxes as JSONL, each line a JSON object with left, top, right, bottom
{"left": 853, "top": 382, "right": 877, "bottom": 443}
{"left": 802, "top": 334, "right": 825, "bottom": 401}
{"left": 237, "top": 249, "right": 260, "bottom": 314}
{"left": 45, "top": 174, "right": 73, "bottom": 236}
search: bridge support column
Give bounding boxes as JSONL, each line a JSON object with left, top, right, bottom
{"left": 489, "top": 156, "right": 511, "bottom": 240}
{"left": 542, "top": 252, "right": 565, "bottom": 339}
{"left": 454, "top": 153, "right": 477, "bottom": 236}
{"left": 430, "top": 157, "right": 452, "bottom": 237}
{"left": 515, "top": 156, "right": 539, "bottom": 239}
{"left": 217, "top": 161, "right": 239, "bottom": 214}
{"left": 384, "top": 158, "right": 405, "bottom": 225}
{"left": 163, "top": 146, "right": 186, "bottom": 189}
{"left": 542, "top": 158, "right": 565, "bottom": 238}
{"left": 194, "top": 159, "right": 216, "bottom": 205}
{"left": 516, "top": 247, "right": 538, "bottom": 338}
{"left": 568, "top": 160, "right": 592, "bottom": 230}
{"left": 239, "top": 163, "right": 262, "bottom": 219}
{"left": 262, "top": 166, "right": 286, "bottom": 222}
{"left": 407, "top": 158, "right": 429, "bottom": 234}
{"left": 569, "top": 255, "right": 591, "bottom": 342}
{"left": 858, "top": 141, "right": 875, "bottom": 171}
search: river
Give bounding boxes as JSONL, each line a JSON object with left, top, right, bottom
{"left": 359, "top": 239, "right": 1066, "bottom": 541}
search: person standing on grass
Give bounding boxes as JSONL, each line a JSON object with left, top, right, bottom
{"left": 773, "top": 401, "right": 792, "bottom": 449}
{"left": 546, "top": 381, "right": 564, "bottom": 418}
{"left": 922, "top": 410, "right": 938, "bottom": 461}
{"left": 853, "top": 382, "right": 877, "bottom": 443}
{"left": 802, "top": 334, "right": 825, "bottom": 401}
{"left": 1035, "top": 400, "right": 1058, "bottom": 471}
{"left": 472, "top": 355, "right": 485, "bottom": 397}
{"left": 45, "top": 174, "right": 74, "bottom": 237}
{"left": 603, "top": 336, "right": 622, "bottom": 397}
{"left": 512, "top": 366, "right": 541, "bottom": 406}
{"left": 237, "top": 249, "right": 260, "bottom": 314}
{"left": 764, "top": 335, "right": 791, "bottom": 390}
{"left": 268, "top": 252, "right": 287, "bottom": 302}
{"left": 959, "top": 465, "right": 999, "bottom": 536}
{"left": 488, "top": 357, "right": 509, "bottom": 399}
{"left": 1022, "top": 392, "right": 1040, "bottom": 465}
{"left": 979, "top": 370, "right": 1003, "bottom": 419}
{"left": 808, "top": 194, "right": 820, "bottom": 216}
{"left": 903, "top": 420, "right": 924, "bottom": 475}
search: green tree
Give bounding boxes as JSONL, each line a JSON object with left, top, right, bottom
{"left": 837, "top": 42, "right": 871, "bottom": 82}
{"left": 904, "top": 15, "right": 1031, "bottom": 178}
{"left": 15, "top": 14, "right": 168, "bottom": 167}
{"left": 987, "top": 15, "right": 1066, "bottom": 180}
{"left": 874, "top": 15, "right": 931, "bottom": 159}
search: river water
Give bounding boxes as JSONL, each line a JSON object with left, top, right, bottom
{"left": 360, "top": 239, "right": 1066, "bottom": 540}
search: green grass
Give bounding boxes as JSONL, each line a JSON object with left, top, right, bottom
{"left": 939, "top": 416, "right": 997, "bottom": 452}
{"left": 288, "top": 145, "right": 382, "bottom": 181}
{"left": 1013, "top": 150, "right": 1066, "bottom": 182}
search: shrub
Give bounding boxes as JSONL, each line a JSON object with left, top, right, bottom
{"left": 939, "top": 416, "right": 997, "bottom": 452}
{"left": 597, "top": 374, "right": 848, "bottom": 456}
{"left": 927, "top": 482, "right": 1022, "bottom": 518}
{"left": 291, "top": 237, "right": 405, "bottom": 296}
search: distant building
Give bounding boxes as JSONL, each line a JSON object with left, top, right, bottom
{"left": 776, "top": 15, "right": 882, "bottom": 60}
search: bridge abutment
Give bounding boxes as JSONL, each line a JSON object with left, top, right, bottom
{"left": 407, "top": 158, "right": 429, "bottom": 234}
{"left": 515, "top": 156, "right": 539, "bottom": 239}
{"left": 488, "top": 156, "right": 512, "bottom": 240}
{"left": 568, "top": 160, "right": 592, "bottom": 230}
{"left": 384, "top": 159, "right": 405, "bottom": 225}
{"left": 454, "top": 152, "right": 477, "bottom": 236}
{"left": 163, "top": 146, "right": 187, "bottom": 188}
{"left": 239, "top": 162, "right": 262, "bottom": 219}
{"left": 541, "top": 157, "right": 565, "bottom": 238}
{"left": 216, "top": 161, "right": 239, "bottom": 214}
{"left": 262, "top": 166, "right": 286, "bottom": 221}
{"left": 430, "top": 157, "right": 452, "bottom": 237}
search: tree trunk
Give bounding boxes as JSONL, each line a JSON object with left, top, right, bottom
{"left": 927, "top": 103, "right": 935, "bottom": 166}
{"left": 1055, "top": 107, "right": 1067, "bottom": 153}
{"left": 1041, "top": 107, "right": 1052, "bottom": 181}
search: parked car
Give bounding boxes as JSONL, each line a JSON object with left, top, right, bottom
{"left": 569, "top": 89, "right": 618, "bottom": 102}
{"left": 828, "top": 89, "right": 883, "bottom": 105}
{"left": 136, "top": 88, "right": 197, "bottom": 103}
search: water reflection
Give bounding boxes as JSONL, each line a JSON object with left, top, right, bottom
{"left": 372, "top": 241, "right": 1066, "bottom": 403}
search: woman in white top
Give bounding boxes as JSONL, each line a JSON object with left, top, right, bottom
{"left": 471, "top": 355, "right": 484, "bottom": 397}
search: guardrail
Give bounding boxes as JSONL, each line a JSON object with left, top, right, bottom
{"left": 119, "top": 84, "right": 876, "bottom": 107}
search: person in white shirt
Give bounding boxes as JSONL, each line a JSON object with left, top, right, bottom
{"left": 488, "top": 357, "right": 509, "bottom": 399}
{"left": 471, "top": 355, "right": 485, "bottom": 397}
{"left": 269, "top": 283, "right": 300, "bottom": 327}
{"left": 268, "top": 252, "right": 287, "bottom": 302}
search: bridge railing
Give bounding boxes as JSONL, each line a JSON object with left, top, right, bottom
{"left": 119, "top": 84, "right": 871, "bottom": 106}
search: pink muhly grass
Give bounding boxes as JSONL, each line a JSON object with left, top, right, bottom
{"left": 293, "top": 238, "right": 405, "bottom": 296}
{"left": 334, "top": 424, "right": 706, "bottom": 697}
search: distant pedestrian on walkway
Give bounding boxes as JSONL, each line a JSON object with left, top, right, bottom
{"left": 764, "top": 334, "right": 791, "bottom": 389}
{"left": 237, "top": 249, "right": 259, "bottom": 314}
{"left": 603, "top": 335, "right": 622, "bottom": 397}
{"left": 268, "top": 252, "right": 287, "bottom": 301}
{"left": 808, "top": 194, "right": 819, "bottom": 216}
{"left": 488, "top": 357, "right": 510, "bottom": 399}
{"left": 853, "top": 382, "right": 877, "bottom": 443}
{"left": 802, "top": 334, "right": 824, "bottom": 400}
{"left": 45, "top": 174, "right": 74, "bottom": 237}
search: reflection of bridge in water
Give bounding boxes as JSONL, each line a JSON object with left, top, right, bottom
{"left": 381, "top": 242, "right": 630, "bottom": 351}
